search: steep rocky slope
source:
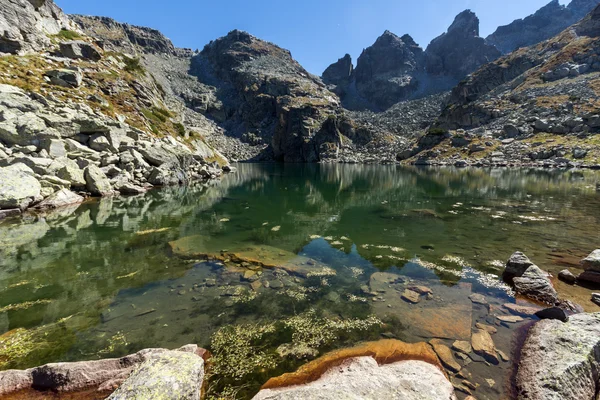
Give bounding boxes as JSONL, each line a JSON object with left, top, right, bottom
{"left": 0, "top": 0, "right": 231, "bottom": 218}
{"left": 323, "top": 10, "right": 500, "bottom": 111}
{"left": 487, "top": 0, "right": 600, "bottom": 54}
{"left": 402, "top": 4, "right": 600, "bottom": 168}
{"left": 71, "top": 18, "right": 404, "bottom": 163}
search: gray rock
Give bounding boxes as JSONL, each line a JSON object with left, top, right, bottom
{"left": 84, "top": 165, "right": 113, "bottom": 196}
{"left": 578, "top": 270, "right": 600, "bottom": 284}
{"left": 118, "top": 183, "right": 147, "bottom": 195}
{"left": 0, "top": 345, "right": 206, "bottom": 397}
{"left": 505, "top": 251, "right": 534, "bottom": 276}
{"left": 107, "top": 350, "right": 204, "bottom": 400}
{"left": 513, "top": 265, "right": 558, "bottom": 305}
{"left": 44, "top": 69, "right": 83, "bottom": 88}
{"left": 89, "top": 134, "right": 113, "bottom": 152}
{"left": 59, "top": 40, "right": 102, "bottom": 61}
{"left": 516, "top": 312, "right": 600, "bottom": 400}
{"left": 33, "top": 189, "right": 84, "bottom": 210}
{"left": 0, "top": 0, "right": 70, "bottom": 54}
{"left": 55, "top": 157, "right": 86, "bottom": 187}
{"left": 40, "top": 139, "right": 67, "bottom": 158}
{"left": 592, "top": 294, "right": 600, "bottom": 306}
{"left": 581, "top": 249, "right": 600, "bottom": 272}
{"left": 0, "top": 163, "right": 41, "bottom": 209}
{"left": 252, "top": 357, "right": 456, "bottom": 400}
{"left": 558, "top": 269, "right": 577, "bottom": 285}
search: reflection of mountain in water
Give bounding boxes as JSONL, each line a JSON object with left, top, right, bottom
{"left": 0, "top": 164, "right": 599, "bottom": 369}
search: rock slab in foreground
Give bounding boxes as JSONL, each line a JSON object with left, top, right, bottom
{"left": 516, "top": 312, "right": 600, "bottom": 400}
{"left": 253, "top": 357, "right": 456, "bottom": 400}
{"left": 0, "top": 345, "right": 205, "bottom": 397}
{"left": 108, "top": 350, "right": 204, "bottom": 400}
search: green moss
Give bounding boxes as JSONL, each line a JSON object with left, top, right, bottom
{"left": 123, "top": 56, "right": 145, "bottom": 75}
{"left": 174, "top": 122, "right": 186, "bottom": 137}
{"left": 51, "top": 29, "right": 83, "bottom": 41}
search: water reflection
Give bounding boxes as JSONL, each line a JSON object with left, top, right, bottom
{"left": 0, "top": 164, "right": 599, "bottom": 398}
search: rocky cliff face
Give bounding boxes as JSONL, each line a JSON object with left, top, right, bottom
{"left": 425, "top": 10, "right": 500, "bottom": 80}
{"left": 487, "top": 0, "right": 600, "bottom": 54}
{"left": 322, "top": 53, "right": 353, "bottom": 87}
{"left": 401, "top": 4, "right": 600, "bottom": 168}
{"left": 0, "top": 0, "right": 72, "bottom": 54}
{"left": 352, "top": 31, "right": 425, "bottom": 110}
{"left": 0, "top": 0, "right": 231, "bottom": 217}
{"left": 323, "top": 10, "right": 499, "bottom": 111}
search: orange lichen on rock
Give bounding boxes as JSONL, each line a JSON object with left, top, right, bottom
{"left": 261, "top": 339, "right": 444, "bottom": 390}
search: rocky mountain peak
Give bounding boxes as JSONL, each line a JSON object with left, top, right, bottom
{"left": 425, "top": 10, "right": 500, "bottom": 79}
{"left": 446, "top": 10, "right": 480, "bottom": 37}
{"left": 486, "top": 0, "right": 600, "bottom": 54}
{"left": 322, "top": 54, "right": 353, "bottom": 86}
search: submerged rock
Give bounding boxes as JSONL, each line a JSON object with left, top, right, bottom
{"left": 430, "top": 339, "right": 461, "bottom": 372}
{"left": 516, "top": 312, "right": 600, "bottom": 400}
{"left": 558, "top": 269, "right": 577, "bottom": 285}
{"left": 471, "top": 329, "right": 499, "bottom": 364}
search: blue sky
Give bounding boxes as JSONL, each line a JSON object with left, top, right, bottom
{"left": 56, "top": 0, "right": 569, "bottom": 75}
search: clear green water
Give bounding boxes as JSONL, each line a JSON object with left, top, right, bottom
{"left": 1, "top": 164, "right": 599, "bottom": 399}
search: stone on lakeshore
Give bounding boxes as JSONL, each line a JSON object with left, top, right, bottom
{"left": 504, "top": 252, "right": 558, "bottom": 305}
{"left": 471, "top": 329, "right": 499, "bottom": 364}
{"left": 513, "top": 265, "right": 558, "bottom": 305}
{"left": 55, "top": 157, "right": 86, "bottom": 187}
{"left": 33, "top": 188, "right": 84, "bottom": 210}
{"left": 516, "top": 312, "right": 600, "bottom": 400}
{"left": 592, "top": 294, "right": 600, "bottom": 306}
{"left": 107, "top": 350, "right": 204, "bottom": 400}
{"left": 256, "top": 339, "right": 455, "bottom": 400}
{"left": 558, "top": 269, "right": 577, "bottom": 285}
{"left": 578, "top": 270, "right": 600, "bottom": 284}
{"left": 0, "top": 163, "right": 41, "bottom": 210}
{"left": 535, "top": 307, "right": 569, "bottom": 322}
{"left": 581, "top": 249, "right": 600, "bottom": 272}
{"left": 401, "top": 289, "right": 421, "bottom": 304}
{"left": 40, "top": 139, "right": 67, "bottom": 158}
{"left": 84, "top": 165, "right": 113, "bottom": 196}
{"left": 505, "top": 252, "right": 534, "bottom": 276}
{"left": 430, "top": 339, "right": 462, "bottom": 373}
{"left": 254, "top": 357, "right": 456, "bottom": 400}
{"left": 0, "top": 345, "right": 206, "bottom": 397}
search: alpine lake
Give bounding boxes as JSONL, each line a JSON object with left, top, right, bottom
{"left": 1, "top": 163, "right": 599, "bottom": 400}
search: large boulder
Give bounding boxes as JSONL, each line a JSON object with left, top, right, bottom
{"left": 33, "top": 189, "right": 84, "bottom": 210}
{"left": 55, "top": 157, "right": 86, "bottom": 187}
{"left": 581, "top": 249, "right": 600, "bottom": 272}
{"left": 504, "top": 252, "right": 558, "bottom": 305}
{"left": 516, "top": 312, "right": 600, "bottom": 400}
{"left": 253, "top": 357, "right": 456, "bottom": 400}
{"left": 45, "top": 68, "right": 83, "bottom": 88}
{"left": 0, "top": 163, "right": 41, "bottom": 209}
{"left": 107, "top": 350, "right": 205, "bottom": 400}
{"left": 59, "top": 40, "right": 102, "bottom": 61}
{"left": 84, "top": 165, "right": 113, "bottom": 196}
{"left": 0, "top": 345, "right": 206, "bottom": 397}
